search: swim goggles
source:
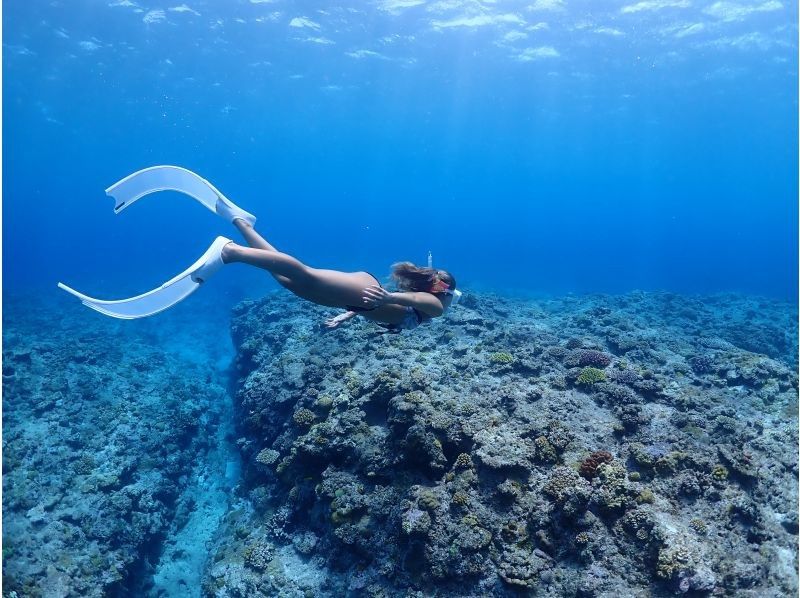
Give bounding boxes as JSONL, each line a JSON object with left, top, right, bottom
{"left": 430, "top": 280, "right": 462, "bottom": 307}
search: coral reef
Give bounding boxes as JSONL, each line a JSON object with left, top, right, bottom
{"left": 2, "top": 293, "right": 235, "bottom": 596}
{"left": 579, "top": 450, "right": 614, "bottom": 479}
{"left": 4, "top": 289, "right": 797, "bottom": 596}
{"left": 204, "top": 290, "right": 798, "bottom": 596}
{"left": 577, "top": 366, "right": 607, "bottom": 386}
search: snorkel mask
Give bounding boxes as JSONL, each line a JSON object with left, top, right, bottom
{"left": 428, "top": 256, "right": 463, "bottom": 308}
{"left": 430, "top": 280, "right": 462, "bottom": 308}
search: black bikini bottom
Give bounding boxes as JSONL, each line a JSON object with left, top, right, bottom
{"left": 346, "top": 272, "right": 381, "bottom": 312}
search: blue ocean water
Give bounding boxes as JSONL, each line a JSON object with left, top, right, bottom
{"left": 3, "top": 2, "right": 799, "bottom": 597}
{"left": 4, "top": 0, "right": 797, "bottom": 301}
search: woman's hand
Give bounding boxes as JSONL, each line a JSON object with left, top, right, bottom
{"left": 324, "top": 314, "right": 348, "bottom": 329}
{"left": 361, "top": 285, "right": 391, "bottom": 308}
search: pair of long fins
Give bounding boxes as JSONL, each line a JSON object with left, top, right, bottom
{"left": 58, "top": 166, "right": 255, "bottom": 319}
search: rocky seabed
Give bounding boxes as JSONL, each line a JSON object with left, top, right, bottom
{"left": 3, "top": 290, "right": 798, "bottom": 597}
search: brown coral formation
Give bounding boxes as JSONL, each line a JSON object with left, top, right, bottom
{"left": 579, "top": 450, "right": 614, "bottom": 479}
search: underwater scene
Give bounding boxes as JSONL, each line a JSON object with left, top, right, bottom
{"left": 3, "top": 1, "right": 798, "bottom": 597}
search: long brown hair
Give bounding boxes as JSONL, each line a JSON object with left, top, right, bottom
{"left": 391, "top": 262, "right": 457, "bottom": 293}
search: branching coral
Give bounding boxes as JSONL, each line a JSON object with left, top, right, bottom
{"left": 711, "top": 464, "right": 729, "bottom": 482}
{"left": 656, "top": 544, "right": 692, "bottom": 580}
{"left": 534, "top": 436, "right": 558, "bottom": 463}
{"left": 577, "top": 367, "right": 607, "bottom": 386}
{"left": 489, "top": 352, "right": 514, "bottom": 365}
{"left": 451, "top": 491, "right": 469, "bottom": 507}
{"left": 454, "top": 453, "right": 474, "bottom": 470}
{"left": 243, "top": 541, "right": 274, "bottom": 571}
{"left": 292, "top": 408, "right": 316, "bottom": 427}
{"left": 688, "top": 354, "right": 714, "bottom": 373}
{"left": 401, "top": 507, "right": 431, "bottom": 536}
{"left": 576, "top": 349, "right": 612, "bottom": 368}
{"left": 579, "top": 450, "right": 614, "bottom": 479}
{"left": 255, "top": 448, "right": 280, "bottom": 466}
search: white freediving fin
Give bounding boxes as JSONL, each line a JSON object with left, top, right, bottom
{"left": 57, "top": 236, "right": 231, "bottom": 319}
{"left": 106, "top": 165, "right": 256, "bottom": 226}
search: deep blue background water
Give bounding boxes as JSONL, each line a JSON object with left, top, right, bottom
{"left": 4, "top": 0, "right": 798, "bottom": 306}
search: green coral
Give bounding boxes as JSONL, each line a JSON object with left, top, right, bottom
{"left": 621, "top": 508, "right": 656, "bottom": 542}
{"left": 461, "top": 513, "right": 480, "bottom": 527}
{"left": 418, "top": 490, "right": 440, "bottom": 511}
{"left": 314, "top": 395, "right": 333, "bottom": 410}
{"left": 656, "top": 544, "right": 692, "bottom": 580}
{"left": 534, "top": 436, "right": 558, "bottom": 463}
{"left": 454, "top": 453, "right": 474, "bottom": 469}
{"left": 654, "top": 451, "right": 689, "bottom": 475}
{"left": 243, "top": 542, "right": 273, "bottom": 571}
{"left": 714, "top": 415, "right": 738, "bottom": 433}
{"left": 343, "top": 369, "right": 361, "bottom": 393}
{"left": 690, "top": 518, "right": 708, "bottom": 535}
{"left": 594, "top": 462, "right": 635, "bottom": 512}
{"left": 636, "top": 488, "right": 655, "bottom": 504}
{"left": 73, "top": 453, "right": 96, "bottom": 475}
{"left": 577, "top": 367, "right": 606, "bottom": 386}
{"left": 543, "top": 466, "right": 590, "bottom": 512}
{"left": 255, "top": 448, "right": 280, "bottom": 466}
{"left": 451, "top": 491, "right": 469, "bottom": 507}
{"left": 293, "top": 408, "right": 316, "bottom": 427}
{"left": 711, "top": 464, "right": 729, "bottom": 481}
{"left": 629, "top": 443, "right": 656, "bottom": 468}
{"left": 489, "top": 352, "right": 514, "bottom": 365}
{"left": 404, "top": 391, "right": 426, "bottom": 404}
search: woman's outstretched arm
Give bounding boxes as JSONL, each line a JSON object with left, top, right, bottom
{"left": 361, "top": 286, "right": 444, "bottom": 317}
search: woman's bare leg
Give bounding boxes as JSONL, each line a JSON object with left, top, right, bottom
{"left": 232, "top": 218, "right": 291, "bottom": 286}
{"left": 234, "top": 219, "right": 278, "bottom": 252}
{"left": 221, "top": 242, "right": 373, "bottom": 308}
{"left": 221, "top": 243, "right": 310, "bottom": 279}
